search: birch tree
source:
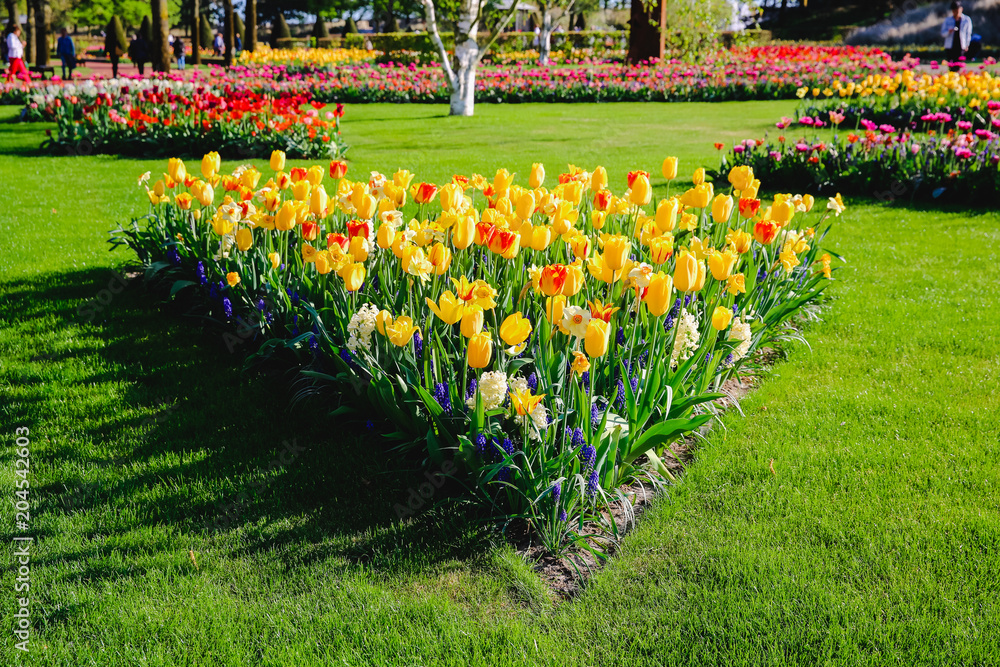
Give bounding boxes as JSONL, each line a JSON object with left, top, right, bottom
{"left": 421, "top": 0, "right": 519, "bottom": 116}
{"left": 536, "top": 0, "right": 576, "bottom": 65}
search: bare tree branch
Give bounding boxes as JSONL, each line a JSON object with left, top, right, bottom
{"left": 422, "top": 0, "right": 456, "bottom": 89}
{"left": 476, "top": 0, "right": 520, "bottom": 63}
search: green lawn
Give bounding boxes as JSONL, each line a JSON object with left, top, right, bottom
{"left": 1, "top": 101, "right": 998, "bottom": 666}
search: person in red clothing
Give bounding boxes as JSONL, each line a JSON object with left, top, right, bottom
{"left": 5, "top": 24, "right": 30, "bottom": 82}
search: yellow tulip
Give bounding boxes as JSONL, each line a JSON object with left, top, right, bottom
{"left": 467, "top": 332, "right": 493, "bottom": 369}
{"left": 376, "top": 223, "right": 396, "bottom": 249}
{"left": 645, "top": 272, "right": 673, "bottom": 316}
{"left": 569, "top": 234, "right": 590, "bottom": 260}
{"left": 201, "top": 152, "right": 220, "bottom": 178}
{"left": 276, "top": 201, "right": 297, "bottom": 231}
{"left": 679, "top": 184, "right": 711, "bottom": 209}
{"left": 349, "top": 235, "right": 369, "bottom": 262}
{"left": 727, "top": 165, "right": 754, "bottom": 192}
{"left": 268, "top": 252, "right": 280, "bottom": 270}
{"left": 292, "top": 179, "right": 311, "bottom": 202}
{"left": 563, "top": 181, "right": 584, "bottom": 206}
{"left": 341, "top": 262, "right": 366, "bottom": 291}
{"left": 590, "top": 210, "right": 606, "bottom": 231}
{"left": 712, "top": 306, "right": 733, "bottom": 331}
{"left": 584, "top": 319, "right": 610, "bottom": 358}
{"left": 655, "top": 197, "right": 678, "bottom": 233}
{"left": 355, "top": 193, "right": 377, "bottom": 220}
{"left": 562, "top": 261, "right": 585, "bottom": 296}
{"left": 427, "top": 291, "right": 465, "bottom": 325}
{"left": 662, "top": 156, "right": 678, "bottom": 180}
{"left": 386, "top": 316, "right": 420, "bottom": 347}
{"left": 193, "top": 181, "right": 214, "bottom": 207}
{"left": 493, "top": 168, "right": 514, "bottom": 196}
{"left": 546, "top": 295, "right": 566, "bottom": 327}
{"left": 743, "top": 179, "right": 760, "bottom": 200}
{"left": 269, "top": 150, "right": 286, "bottom": 172}
{"left": 711, "top": 194, "right": 734, "bottom": 224}
{"left": 310, "top": 185, "right": 328, "bottom": 217}
{"left": 452, "top": 214, "right": 476, "bottom": 250}
{"left": 439, "top": 183, "right": 462, "bottom": 212}
{"left": 167, "top": 157, "right": 186, "bottom": 184}
{"left": 771, "top": 199, "right": 795, "bottom": 225}
{"left": 692, "top": 167, "right": 705, "bottom": 186}
{"left": 708, "top": 248, "right": 738, "bottom": 281}
{"left": 802, "top": 194, "right": 815, "bottom": 212}
{"left": 590, "top": 166, "right": 608, "bottom": 192}
{"left": 516, "top": 191, "right": 536, "bottom": 221}
{"left": 629, "top": 173, "right": 651, "bottom": 206}
{"left": 375, "top": 309, "right": 393, "bottom": 335}
{"left": 674, "top": 251, "right": 702, "bottom": 292}
{"left": 175, "top": 193, "right": 193, "bottom": 210}
{"left": 153, "top": 180, "right": 166, "bottom": 198}
{"left": 499, "top": 312, "right": 532, "bottom": 346}
{"left": 529, "top": 163, "right": 545, "bottom": 189}
{"left": 235, "top": 227, "right": 253, "bottom": 252}
{"left": 393, "top": 169, "right": 415, "bottom": 189}
{"left": 603, "top": 234, "right": 631, "bottom": 271}
{"left": 461, "top": 305, "right": 485, "bottom": 338}
{"left": 306, "top": 165, "right": 324, "bottom": 187}
{"left": 422, "top": 242, "right": 448, "bottom": 274}
{"left": 649, "top": 235, "right": 674, "bottom": 264}
{"left": 726, "top": 228, "right": 752, "bottom": 254}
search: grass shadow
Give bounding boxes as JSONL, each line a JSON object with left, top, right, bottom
{"left": 2, "top": 267, "right": 495, "bottom": 588}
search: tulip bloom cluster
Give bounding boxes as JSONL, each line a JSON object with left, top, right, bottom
{"left": 722, "top": 124, "right": 1000, "bottom": 204}
{"left": 790, "top": 70, "right": 1000, "bottom": 134}
{"left": 117, "top": 154, "right": 844, "bottom": 554}
{"left": 40, "top": 82, "right": 347, "bottom": 159}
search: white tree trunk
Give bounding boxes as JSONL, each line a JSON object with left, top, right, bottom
{"left": 539, "top": 11, "right": 553, "bottom": 66}
{"left": 450, "top": 34, "right": 479, "bottom": 116}
{"left": 423, "top": 0, "right": 519, "bottom": 117}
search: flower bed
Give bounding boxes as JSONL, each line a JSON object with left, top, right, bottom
{"left": 2, "top": 45, "right": 912, "bottom": 109}
{"left": 718, "top": 129, "right": 1000, "bottom": 204}
{"left": 786, "top": 69, "right": 1000, "bottom": 133}
{"left": 114, "top": 154, "right": 844, "bottom": 553}
{"left": 258, "top": 46, "right": 917, "bottom": 104}
{"left": 41, "top": 83, "right": 347, "bottom": 159}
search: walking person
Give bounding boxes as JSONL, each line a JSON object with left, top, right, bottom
{"left": 172, "top": 35, "right": 185, "bottom": 70}
{"left": 213, "top": 31, "right": 224, "bottom": 57}
{"left": 104, "top": 25, "right": 124, "bottom": 78}
{"left": 56, "top": 28, "right": 76, "bottom": 80}
{"left": 4, "top": 24, "right": 29, "bottom": 83}
{"left": 128, "top": 32, "right": 149, "bottom": 76}
{"left": 941, "top": 1, "right": 972, "bottom": 71}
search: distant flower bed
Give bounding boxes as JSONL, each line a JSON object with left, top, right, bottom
{"left": 115, "top": 152, "right": 845, "bottom": 554}
{"left": 718, "top": 127, "right": 1000, "bottom": 204}
{"left": 237, "top": 45, "right": 381, "bottom": 68}
{"left": 785, "top": 70, "right": 1000, "bottom": 133}
{"left": 42, "top": 84, "right": 347, "bottom": 159}
{"left": 209, "top": 45, "right": 916, "bottom": 105}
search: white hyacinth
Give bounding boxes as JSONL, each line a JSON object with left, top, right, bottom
{"left": 728, "top": 317, "right": 752, "bottom": 361}
{"left": 467, "top": 371, "right": 507, "bottom": 411}
{"left": 346, "top": 303, "right": 380, "bottom": 353}
{"left": 671, "top": 310, "right": 700, "bottom": 368}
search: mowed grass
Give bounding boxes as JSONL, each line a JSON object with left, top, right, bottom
{"left": 1, "top": 101, "right": 999, "bottom": 666}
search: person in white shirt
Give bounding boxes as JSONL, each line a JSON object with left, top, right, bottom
{"left": 5, "top": 24, "right": 30, "bottom": 83}
{"left": 941, "top": 1, "right": 973, "bottom": 70}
